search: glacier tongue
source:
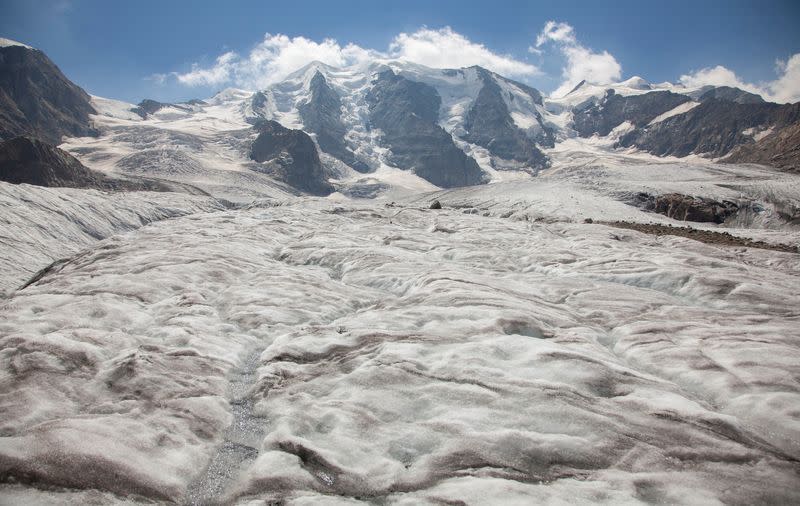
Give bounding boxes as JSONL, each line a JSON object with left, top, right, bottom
{"left": 1, "top": 198, "right": 799, "bottom": 504}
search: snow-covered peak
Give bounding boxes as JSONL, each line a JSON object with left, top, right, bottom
{"left": 283, "top": 60, "right": 342, "bottom": 84}
{"left": 0, "top": 37, "right": 34, "bottom": 50}
{"left": 618, "top": 76, "right": 651, "bottom": 90}
{"left": 206, "top": 88, "right": 253, "bottom": 105}
{"left": 547, "top": 77, "right": 664, "bottom": 109}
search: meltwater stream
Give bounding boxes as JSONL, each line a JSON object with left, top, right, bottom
{"left": 186, "top": 348, "right": 266, "bottom": 505}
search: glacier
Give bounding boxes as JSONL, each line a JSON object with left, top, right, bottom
{"left": 1, "top": 176, "right": 799, "bottom": 503}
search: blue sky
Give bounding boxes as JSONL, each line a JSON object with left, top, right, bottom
{"left": 2, "top": 0, "right": 799, "bottom": 103}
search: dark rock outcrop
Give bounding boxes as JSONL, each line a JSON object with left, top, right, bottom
{"left": 463, "top": 67, "right": 550, "bottom": 169}
{"left": 248, "top": 91, "right": 270, "bottom": 120}
{"left": 566, "top": 80, "right": 588, "bottom": 96}
{"left": 0, "top": 136, "right": 171, "bottom": 191}
{"left": 250, "top": 120, "right": 332, "bottom": 195}
{"left": 366, "top": 70, "right": 486, "bottom": 188}
{"left": 298, "top": 71, "right": 369, "bottom": 172}
{"left": 572, "top": 89, "right": 691, "bottom": 137}
{"left": 631, "top": 192, "right": 740, "bottom": 224}
{"left": 132, "top": 99, "right": 168, "bottom": 118}
{"left": 0, "top": 136, "right": 102, "bottom": 187}
{"left": 618, "top": 100, "right": 800, "bottom": 158}
{"left": 0, "top": 43, "right": 97, "bottom": 144}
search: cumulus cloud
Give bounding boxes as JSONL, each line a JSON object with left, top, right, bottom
{"left": 161, "top": 27, "right": 539, "bottom": 90}
{"left": 175, "top": 51, "right": 238, "bottom": 87}
{"left": 533, "top": 21, "right": 622, "bottom": 97}
{"left": 389, "top": 27, "right": 539, "bottom": 77}
{"left": 679, "top": 54, "right": 800, "bottom": 104}
{"left": 161, "top": 35, "right": 376, "bottom": 90}
{"left": 770, "top": 55, "right": 800, "bottom": 103}
{"left": 678, "top": 65, "right": 748, "bottom": 90}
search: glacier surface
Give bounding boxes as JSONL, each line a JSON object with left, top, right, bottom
{"left": 1, "top": 191, "right": 799, "bottom": 504}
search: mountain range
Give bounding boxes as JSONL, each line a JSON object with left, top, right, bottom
{"left": 1, "top": 37, "right": 798, "bottom": 199}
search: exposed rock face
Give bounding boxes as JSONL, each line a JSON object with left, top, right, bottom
{"left": 249, "top": 91, "right": 269, "bottom": 119}
{"left": 250, "top": 120, "right": 332, "bottom": 195}
{"left": 698, "top": 86, "right": 765, "bottom": 104}
{"left": 724, "top": 123, "right": 800, "bottom": 172}
{"left": 132, "top": 99, "right": 168, "bottom": 118}
{"left": 0, "top": 44, "right": 97, "bottom": 144}
{"left": 0, "top": 136, "right": 171, "bottom": 191}
{"left": 572, "top": 90, "right": 691, "bottom": 137}
{"left": 618, "top": 100, "right": 800, "bottom": 158}
{"left": 0, "top": 136, "right": 102, "bottom": 187}
{"left": 631, "top": 192, "right": 740, "bottom": 224}
{"left": 298, "top": 71, "right": 369, "bottom": 173}
{"left": 366, "top": 70, "right": 486, "bottom": 188}
{"left": 570, "top": 85, "right": 799, "bottom": 168}
{"left": 463, "top": 67, "right": 550, "bottom": 169}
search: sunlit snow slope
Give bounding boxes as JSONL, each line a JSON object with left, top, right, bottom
{"left": 0, "top": 182, "right": 223, "bottom": 296}
{"left": 1, "top": 198, "right": 799, "bottom": 504}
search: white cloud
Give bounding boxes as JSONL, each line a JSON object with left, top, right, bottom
{"left": 166, "top": 35, "right": 375, "bottom": 90}
{"left": 233, "top": 34, "right": 379, "bottom": 89}
{"left": 175, "top": 51, "right": 238, "bottom": 87}
{"left": 679, "top": 54, "right": 800, "bottom": 104}
{"left": 164, "top": 27, "right": 538, "bottom": 90}
{"left": 535, "top": 21, "right": 576, "bottom": 47}
{"left": 769, "top": 54, "right": 800, "bottom": 103}
{"left": 389, "top": 27, "right": 539, "bottom": 77}
{"left": 533, "top": 21, "right": 622, "bottom": 97}
{"left": 678, "top": 65, "right": 756, "bottom": 91}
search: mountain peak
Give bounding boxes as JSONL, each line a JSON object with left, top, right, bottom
{"left": 207, "top": 87, "right": 252, "bottom": 105}
{"left": 284, "top": 60, "right": 339, "bottom": 81}
{"left": 618, "top": 76, "right": 651, "bottom": 90}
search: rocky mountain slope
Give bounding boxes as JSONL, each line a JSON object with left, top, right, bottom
{"left": 571, "top": 89, "right": 691, "bottom": 137}
{"left": 250, "top": 120, "right": 333, "bottom": 195}
{"left": 724, "top": 122, "right": 800, "bottom": 172}
{"left": 0, "top": 136, "right": 180, "bottom": 192}
{"left": 617, "top": 99, "right": 800, "bottom": 158}
{"left": 551, "top": 77, "right": 799, "bottom": 165}
{"left": 296, "top": 71, "right": 370, "bottom": 173}
{"left": 0, "top": 39, "right": 97, "bottom": 144}
{"left": 365, "top": 69, "right": 487, "bottom": 187}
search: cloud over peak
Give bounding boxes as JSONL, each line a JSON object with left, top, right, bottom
{"left": 161, "top": 27, "right": 539, "bottom": 90}
{"left": 679, "top": 55, "right": 800, "bottom": 104}
{"left": 153, "top": 22, "right": 800, "bottom": 104}
{"left": 391, "top": 27, "right": 540, "bottom": 77}
{"left": 534, "top": 21, "right": 622, "bottom": 97}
